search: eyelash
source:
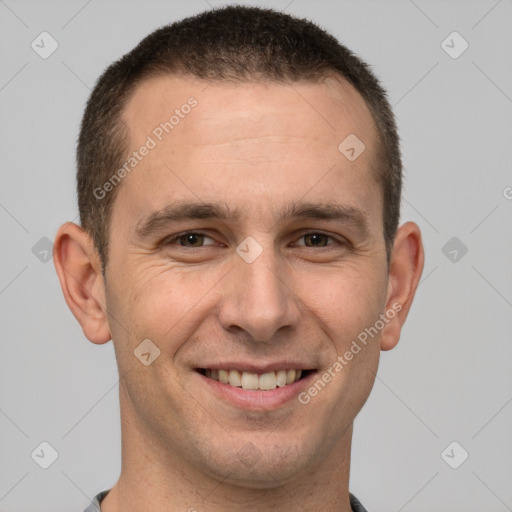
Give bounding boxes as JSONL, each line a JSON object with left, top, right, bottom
{"left": 163, "top": 231, "right": 344, "bottom": 249}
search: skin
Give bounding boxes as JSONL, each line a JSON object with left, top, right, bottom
{"left": 54, "top": 74, "right": 424, "bottom": 512}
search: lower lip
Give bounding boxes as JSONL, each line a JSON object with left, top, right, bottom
{"left": 197, "top": 371, "right": 317, "bottom": 411}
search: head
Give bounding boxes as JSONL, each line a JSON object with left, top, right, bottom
{"left": 55, "top": 5, "right": 423, "bottom": 491}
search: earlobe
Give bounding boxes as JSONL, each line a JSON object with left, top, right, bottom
{"left": 53, "top": 222, "right": 111, "bottom": 344}
{"left": 380, "top": 222, "right": 424, "bottom": 351}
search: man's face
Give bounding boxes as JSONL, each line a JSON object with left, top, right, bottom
{"left": 105, "top": 75, "right": 389, "bottom": 485}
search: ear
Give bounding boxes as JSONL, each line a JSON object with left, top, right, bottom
{"left": 53, "top": 222, "right": 111, "bottom": 344}
{"left": 380, "top": 221, "right": 424, "bottom": 351}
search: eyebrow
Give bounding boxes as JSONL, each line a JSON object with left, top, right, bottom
{"left": 134, "top": 200, "right": 369, "bottom": 240}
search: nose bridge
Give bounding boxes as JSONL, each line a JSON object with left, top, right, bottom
{"left": 219, "top": 242, "right": 300, "bottom": 341}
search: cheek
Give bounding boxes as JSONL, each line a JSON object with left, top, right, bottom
{"left": 107, "top": 260, "right": 226, "bottom": 353}
{"left": 293, "top": 267, "right": 386, "bottom": 430}
{"left": 294, "top": 263, "right": 388, "bottom": 345}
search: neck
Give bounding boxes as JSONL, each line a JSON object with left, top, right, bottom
{"left": 101, "top": 393, "right": 354, "bottom": 512}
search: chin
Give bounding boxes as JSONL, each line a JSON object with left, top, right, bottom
{"left": 196, "top": 436, "right": 313, "bottom": 489}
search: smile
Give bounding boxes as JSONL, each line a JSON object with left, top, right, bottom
{"left": 196, "top": 364, "right": 317, "bottom": 410}
{"left": 200, "top": 368, "right": 307, "bottom": 391}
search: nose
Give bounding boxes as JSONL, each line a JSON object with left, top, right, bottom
{"left": 218, "top": 247, "right": 301, "bottom": 343}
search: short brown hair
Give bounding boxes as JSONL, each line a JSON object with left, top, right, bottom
{"left": 77, "top": 5, "right": 402, "bottom": 273}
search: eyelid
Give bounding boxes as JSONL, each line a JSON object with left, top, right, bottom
{"left": 161, "top": 229, "right": 350, "bottom": 249}
{"left": 163, "top": 230, "right": 347, "bottom": 249}
{"left": 292, "top": 231, "right": 345, "bottom": 247}
{"left": 164, "top": 231, "right": 218, "bottom": 246}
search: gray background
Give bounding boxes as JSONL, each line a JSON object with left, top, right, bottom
{"left": 1, "top": 0, "right": 511, "bottom": 510}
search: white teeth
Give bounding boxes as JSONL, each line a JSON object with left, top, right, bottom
{"left": 241, "top": 372, "right": 259, "bottom": 390}
{"left": 228, "top": 370, "right": 242, "bottom": 387}
{"left": 204, "top": 369, "right": 304, "bottom": 390}
{"left": 259, "top": 372, "right": 277, "bottom": 390}
{"left": 276, "top": 369, "right": 287, "bottom": 387}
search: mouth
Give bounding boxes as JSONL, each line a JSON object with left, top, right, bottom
{"left": 195, "top": 366, "right": 317, "bottom": 410}
{"left": 196, "top": 368, "right": 313, "bottom": 391}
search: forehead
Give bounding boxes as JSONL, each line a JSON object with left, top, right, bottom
{"left": 115, "top": 73, "right": 380, "bottom": 227}
{"left": 122, "top": 73, "right": 376, "bottom": 151}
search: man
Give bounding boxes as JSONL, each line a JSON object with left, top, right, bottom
{"left": 54, "top": 5, "right": 423, "bottom": 511}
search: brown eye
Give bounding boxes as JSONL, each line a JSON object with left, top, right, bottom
{"left": 178, "top": 233, "right": 205, "bottom": 247}
{"left": 164, "top": 232, "right": 216, "bottom": 248}
{"left": 302, "top": 233, "right": 331, "bottom": 247}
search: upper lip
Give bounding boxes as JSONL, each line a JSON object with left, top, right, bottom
{"left": 196, "top": 361, "right": 315, "bottom": 373}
